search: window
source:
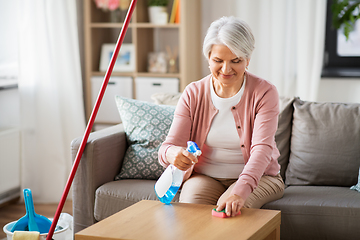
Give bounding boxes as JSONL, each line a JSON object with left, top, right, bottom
{"left": 322, "top": 0, "right": 360, "bottom": 78}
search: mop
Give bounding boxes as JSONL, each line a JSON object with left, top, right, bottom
{"left": 45, "top": 1, "right": 138, "bottom": 239}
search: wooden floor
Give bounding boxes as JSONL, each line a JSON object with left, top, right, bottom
{"left": 0, "top": 198, "right": 72, "bottom": 239}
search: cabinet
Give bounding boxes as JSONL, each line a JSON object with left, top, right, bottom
{"left": 0, "top": 128, "right": 20, "bottom": 205}
{"left": 0, "top": 86, "right": 20, "bottom": 205}
{"left": 91, "top": 76, "right": 133, "bottom": 123}
{"left": 83, "top": 0, "right": 202, "bottom": 122}
{"left": 135, "top": 77, "right": 179, "bottom": 102}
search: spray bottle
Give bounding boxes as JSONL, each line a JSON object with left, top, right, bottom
{"left": 155, "top": 141, "right": 202, "bottom": 204}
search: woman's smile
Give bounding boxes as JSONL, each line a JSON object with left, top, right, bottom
{"left": 220, "top": 73, "right": 235, "bottom": 79}
{"left": 208, "top": 44, "right": 249, "bottom": 98}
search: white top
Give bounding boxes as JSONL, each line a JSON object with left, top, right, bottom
{"left": 194, "top": 76, "right": 246, "bottom": 179}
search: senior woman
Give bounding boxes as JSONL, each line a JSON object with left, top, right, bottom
{"left": 158, "top": 16, "right": 285, "bottom": 217}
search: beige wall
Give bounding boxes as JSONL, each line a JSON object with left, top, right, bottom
{"left": 318, "top": 78, "right": 360, "bottom": 103}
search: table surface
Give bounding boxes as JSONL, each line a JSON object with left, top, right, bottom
{"left": 75, "top": 200, "right": 281, "bottom": 240}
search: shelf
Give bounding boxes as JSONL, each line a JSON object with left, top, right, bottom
{"left": 92, "top": 71, "right": 180, "bottom": 78}
{"left": 83, "top": 0, "right": 202, "bottom": 121}
{"left": 135, "top": 23, "right": 180, "bottom": 28}
{"left": 136, "top": 72, "right": 180, "bottom": 78}
{"left": 92, "top": 71, "right": 134, "bottom": 77}
{"left": 91, "top": 23, "right": 128, "bottom": 28}
{"left": 0, "top": 79, "right": 18, "bottom": 89}
{"left": 321, "top": 67, "right": 360, "bottom": 78}
{"left": 90, "top": 23, "right": 180, "bottom": 29}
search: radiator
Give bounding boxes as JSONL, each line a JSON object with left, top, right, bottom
{"left": 0, "top": 127, "right": 20, "bottom": 204}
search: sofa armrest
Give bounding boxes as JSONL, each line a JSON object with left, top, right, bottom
{"left": 71, "top": 124, "right": 127, "bottom": 233}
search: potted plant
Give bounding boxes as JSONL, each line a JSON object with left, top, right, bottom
{"left": 331, "top": 0, "right": 360, "bottom": 40}
{"left": 148, "top": 0, "right": 169, "bottom": 24}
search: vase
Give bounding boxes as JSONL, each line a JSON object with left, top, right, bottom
{"left": 148, "top": 6, "right": 168, "bottom": 25}
{"left": 109, "top": 9, "right": 125, "bottom": 23}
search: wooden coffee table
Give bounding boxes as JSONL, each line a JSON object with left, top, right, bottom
{"left": 75, "top": 200, "right": 280, "bottom": 240}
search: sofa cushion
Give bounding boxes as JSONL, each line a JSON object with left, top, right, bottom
{"left": 275, "top": 97, "right": 296, "bottom": 180}
{"left": 151, "top": 92, "right": 182, "bottom": 106}
{"left": 262, "top": 186, "right": 360, "bottom": 240}
{"left": 94, "top": 180, "right": 180, "bottom": 221}
{"left": 115, "top": 96, "right": 175, "bottom": 180}
{"left": 285, "top": 98, "right": 360, "bottom": 186}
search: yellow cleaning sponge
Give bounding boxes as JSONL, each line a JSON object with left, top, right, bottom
{"left": 12, "top": 231, "right": 40, "bottom": 240}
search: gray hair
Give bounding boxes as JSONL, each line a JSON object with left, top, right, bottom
{"left": 203, "top": 16, "right": 255, "bottom": 60}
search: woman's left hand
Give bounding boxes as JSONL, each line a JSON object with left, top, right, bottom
{"left": 216, "top": 194, "right": 245, "bottom": 217}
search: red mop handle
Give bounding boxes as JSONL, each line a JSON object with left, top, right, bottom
{"left": 46, "top": 1, "right": 137, "bottom": 239}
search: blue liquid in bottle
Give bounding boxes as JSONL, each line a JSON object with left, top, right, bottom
{"left": 155, "top": 164, "right": 184, "bottom": 205}
{"left": 155, "top": 141, "right": 201, "bottom": 204}
{"left": 156, "top": 185, "right": 181, "bottom": 204}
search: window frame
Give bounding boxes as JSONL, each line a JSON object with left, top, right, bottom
{"left": 322, "top": 0, "right": 360, "bottom": 78}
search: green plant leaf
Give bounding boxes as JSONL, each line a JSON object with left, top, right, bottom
{"left": 331, "top": 0, "right": 360, "bottom": 40}
{"left": 147, "top": 0, "right": 168, "bottom": 7}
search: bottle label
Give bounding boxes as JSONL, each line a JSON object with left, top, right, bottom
{"left": 154, "top": 165, "right": 173, "bottom": 198}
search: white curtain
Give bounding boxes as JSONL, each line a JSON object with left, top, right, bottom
{"left": 234, "top": 0, "right": 327, "bottom": 101}
{"left": 18, "top": 0, "right": 85, "bottom": 202}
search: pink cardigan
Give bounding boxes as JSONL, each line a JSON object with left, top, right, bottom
{"left": 158, "top": 71, "right": 281, "bottom": 201}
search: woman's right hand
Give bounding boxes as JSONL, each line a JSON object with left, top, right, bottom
{"left": 165, "top": 146, "right": 198, "bottom": 171}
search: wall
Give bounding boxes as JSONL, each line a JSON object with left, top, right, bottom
{"left": 318, "top": 78, "right": 360, "bottom": 103}
{"left": 0, "top": 1, "right": 20, "bottom": 128}
{"left": 201, "top": 0, "right": 360, "bottom": 104}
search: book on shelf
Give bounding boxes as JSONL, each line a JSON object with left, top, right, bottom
{"left": 175, "top": 0, "right": 180, "bottom": 23}
{"left": 169, "top": 0, "right": 180, "bottom": 24}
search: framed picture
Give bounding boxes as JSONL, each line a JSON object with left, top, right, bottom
{"left": 100, "top": 43, "right": 135, "bottom": 72}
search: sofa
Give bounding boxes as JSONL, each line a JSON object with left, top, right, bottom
{"left": 71, "top": 96, "right": 360, "bottom": 240}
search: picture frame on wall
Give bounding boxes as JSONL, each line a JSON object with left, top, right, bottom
{"left": 100, "top": 43, "right": 135, "bottom": 72}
